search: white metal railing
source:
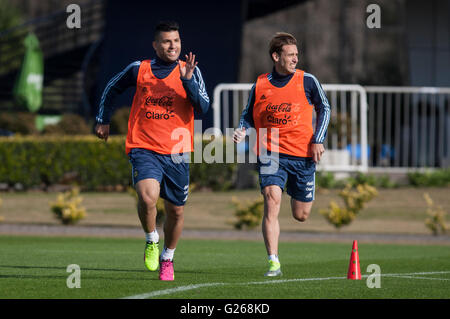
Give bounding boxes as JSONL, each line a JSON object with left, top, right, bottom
{"left": 212, "top": 83, "right": 368, "bottom": 172}
{"left": 365, "top": 86, "right": 450, "bottom": 170}
{"left": 212, "top": 83, "right": 450, "bottom": 171}
{"left": 212, "top": 83, "right": 253, "bottom": 135}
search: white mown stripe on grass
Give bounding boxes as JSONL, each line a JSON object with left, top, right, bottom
{"left": 122, "top": 271, "right": 450, "bottom": 299}
{"left": 386, "top": 275, "right": 450, "bottom": 281}
{"left": 122, "top": 283, "right": 226, "bottom": 299}
{"left": 380, "top": 271, "right": 450, "bottom": 276}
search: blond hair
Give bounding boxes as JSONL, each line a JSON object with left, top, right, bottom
{"left": 269, "top": 32, "right": 297, "bottom": 61}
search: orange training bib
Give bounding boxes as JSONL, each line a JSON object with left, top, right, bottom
{"left": 125, "top": 60, "right": 194, "bottom": 155}
{"left": 253, "top": 69, "right": 314, "bottom": 157}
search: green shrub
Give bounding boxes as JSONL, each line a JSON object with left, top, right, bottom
{"left": 0, "top": 135, "right": 237, "bottom": 191}
{"left": 320, "top": 183, "right": 378, "bottom": 229}
{"left": 110, "top": 106, "right": 131, "bottom": 135}
{"left": 0, "top": 112, "right": 38, "bottom": 135}
{"left": 316, "top": 171, "right": 397, "bottom": 189}
{"left": 424, "top": 193, "right": 447, "bottom": 236}
{"left": 190, "top": 160, "right": 236, "bottom": 191}
{"left": 376, "top": 174, "right": 398, "bottom": 188}
{"left": 408, "top": 169, "right": 450, "bottom": 187}
{"left": 0, "top": 196, "right": 3, "bottom": 223}
{"left": 0, "top": 0, "right": 25, "bottom": 75}
{"left": 347, "top": 173, "right": 378, "bottom": 187}
{"left": 315, "top": 171, "right": 347, "bottom": 189}
{"left": 50, "top": 186, "right": 86, "bottom": 225}
{"left": 189, "top": 136, "right": 238, "bottom": 191}
{"left": 320, "top": 201, "right": 355, "bottom": 228}
{"left": 316, "top": 171, "right": 336, "bottom": 188}
{"left": 0, "top": 135, "right": 131, "bottom": 190}
{"left": 347, "top": 172, "right": 397, "bottom": 188}
{"left": 42, "top": 114, "right": 91, "bottom": 135}
{"left": 231, "top": 196, "right": 264, "bottom": 230}
{"left": 0, "top": 0, "right": 23, "bottom": 34}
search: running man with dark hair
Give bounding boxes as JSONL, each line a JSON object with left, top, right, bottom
{"left": 233, "top": 32, "right": 330, "bottom": 277}
{"left": 95, "top": 21, "right": 210, "bottom": 281}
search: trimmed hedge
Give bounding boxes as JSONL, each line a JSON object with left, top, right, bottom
{"left": 408, "top": 169, "right": 450, "bottom": 187}
{"left": 0, "top": 136, "right": 130, "bottom": 190}
{"left": 0, "top": 135, "right": 238, "bottom": 191}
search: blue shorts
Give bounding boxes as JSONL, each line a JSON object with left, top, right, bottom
{"left": 258, "top": 153, "right": 316, "bottom": 202}
{"left": 128, "top": 148, "right": 190, "bottom": 206}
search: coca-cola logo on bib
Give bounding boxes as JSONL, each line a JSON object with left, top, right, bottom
{"left": 265, "top": 103, "right": 292, "bottom": 113}
{"left": 145, "top": 95, "right": 174, "bottom": 107}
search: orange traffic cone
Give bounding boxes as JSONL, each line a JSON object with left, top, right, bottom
{"left": 347, "top": 240, "right": 361, "bottom": 280}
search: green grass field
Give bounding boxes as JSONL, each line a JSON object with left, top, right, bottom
{"left": 0, "top": 236, "right": 449, "bottom": 299}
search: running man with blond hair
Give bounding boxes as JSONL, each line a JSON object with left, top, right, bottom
{"left": 233, "top": 32, "right": 330, "bottom": 277}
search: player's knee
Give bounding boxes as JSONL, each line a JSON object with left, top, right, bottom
{"left": 138, "top": 192, "right": 158, "bottom": 210}
{"left": 263, "top": 189, "right": 281, "bottom": 207}
{"left": 293, "top": 208, "right": 311, "bottom": 222}
{"left": 166, "top": 205, "right": 184, "bottom": 220}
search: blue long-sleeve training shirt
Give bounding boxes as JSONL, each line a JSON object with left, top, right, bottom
{"left": 238, "top": 68, "right": 331, "bottom": 144}
{"left": 96, "top": 56, "right": 210, "bottom": 124}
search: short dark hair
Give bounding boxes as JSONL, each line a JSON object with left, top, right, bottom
{"left": 269, "top": 32, "right": 297, "bottom": 61}
{"left": 154, "top": 21, "right": 179, "bottom": 40}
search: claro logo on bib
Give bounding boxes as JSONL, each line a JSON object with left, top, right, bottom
{"left": 144, "top": 95, "right": 175, "bottom": 120}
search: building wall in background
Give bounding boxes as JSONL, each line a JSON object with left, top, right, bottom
{"left": 239, "top": 0, "right": 410, "bottom": 86}
{"left": 406, "top": 0, "right": 450, "bottom": 87}
{"left": 239, "top": 0, "right": 450, "bottom": 87}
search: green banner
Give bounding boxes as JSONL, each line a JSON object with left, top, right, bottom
{"left": 13, "top": 33, "right": 44, "bottom": 112}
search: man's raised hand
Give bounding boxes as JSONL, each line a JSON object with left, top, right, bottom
{"left": 180, "top": 52, "right": 198, "bottom": 80}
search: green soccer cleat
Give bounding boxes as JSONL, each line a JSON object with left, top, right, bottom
{"left": 144, "top": 241, "right": 159, "bottom": 271}
{"left": 264, "top": 260, "right": 282, "bottom": 277}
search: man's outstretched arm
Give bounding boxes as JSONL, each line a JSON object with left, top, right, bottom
{"left": 95, "top": 61, "right": 140, "bottom": 141}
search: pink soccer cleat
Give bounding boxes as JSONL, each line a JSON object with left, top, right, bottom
{"left": 159, "top": 259, "right": 175, "bottom": 281}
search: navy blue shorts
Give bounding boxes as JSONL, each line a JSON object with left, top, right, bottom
{"left": 128, "top": 148, "right": 190, "bottom": 206}
{"left": 257, "top": 153, "right": 316, "bottom": 202}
